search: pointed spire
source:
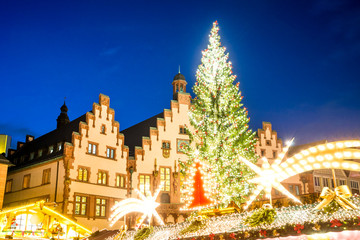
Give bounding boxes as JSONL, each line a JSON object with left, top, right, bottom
{"left": 60, "top": 98, "right": 68, "bottom": 113}
{"left": 178, "top": 65, "right": 181, "bottom": 74}
{"left": 57, "top": 98, "right": 70, "bottom": 129}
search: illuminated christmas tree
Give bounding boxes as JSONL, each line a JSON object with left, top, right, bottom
{"left": 181, "top": 155, "right": 218, "bottom": 210}
{"left": 182, "top": 21, "right": 258, "bottom": 207}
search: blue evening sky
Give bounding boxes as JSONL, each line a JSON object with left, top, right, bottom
{"left": 1, "top": 0, "right": 360, "bottom": 148}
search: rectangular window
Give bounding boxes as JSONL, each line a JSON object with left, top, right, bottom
{"left": 331, "top": 179, "right": 335, "bottom": 188}
{"left": 162, "top": 141, "right": 170, "bottom": 149}
{"left": 295, "top": 185, "right": 300, "bottom": 195}
{"left": 38, "top": 149, "right": 42, "bottom": 157}
{"left": 351, "top": 180, "right": 359, "bottom": 189}
{"left": 160, "top": 167, "right": 171, "bottom": 192}
{"left": 314, "top": 177, "right": 321, "bottom": 187}
{"left": 29, "top": 152, "right": 34, "bottom": 160}
{"left": 88, "top": 143, "right": 97, "bottom": 155}
{"left": 42, "top": 168, "right": 51, "bottom": 185}
{"left": 97, "top": 171, "right": 107, "bottom": 185}
{"left": 116, "top": 174, "right": 126, "bottom": 188}
{"left": 101, "top": 125, "right": 106, "bottom": 134}
{"left": 57, "top": 143, "right": 62, "bottom": 151}
{"left": 339, "top": 179, "right": 346, "bottom": 186}
{"left": 323, "top": 178, "right": 329, "bottom": 187}
{"left": 273, "top": 151, "right": 277, "bottom": 159}
{"left": 289, "top": 185, "right": 293, "bottom": 193}
{"left": 48, "top": 146, "right": 54, "bottom": 154}
{"left": 106, "top": 148, "right": 115, "bottom": 159}
{"left": 95, "top": 198, "right": 107, "bottom": 217}
{"left": 139, "top": 175, "right": 151, "bottom": 196}
{"left": 74, "top": 196, "right": 87, "bottom": 215}
{"left": 179, "top": 126, "right": 187, "bottom": 134}
{"left": 23, "top": 174, "right": 30, "bottom": 189}
{"left": 261, "top": 149, "right": 265, "bottom": 157}
{"left": 78, "top": 167, "right": 89, "bottom": 182}
{"left": 5, "top": 180, "right": 12, "bottom": 193}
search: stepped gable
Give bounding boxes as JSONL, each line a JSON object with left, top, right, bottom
{"left": 9, "top": 114, "right": 86, "bottom": 170}
{"left": 121, "top": 112, "right": 164, "bottom": 156}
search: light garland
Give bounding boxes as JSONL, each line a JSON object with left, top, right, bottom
{"left": 241, "top": 140, "right": 360, "bottom": 209}
{"left": 114, "top": 195, "right": 360, "bottom": 240}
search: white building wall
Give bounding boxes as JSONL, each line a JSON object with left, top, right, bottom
{"left": 4, "top": 159, "right": 63, "bottom": 207}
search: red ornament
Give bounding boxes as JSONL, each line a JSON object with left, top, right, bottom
{"left": 209, "top": 233, "right": 215, "bottom": 240}
{"left": 259, "top": 230, "right": 267, "bottom": 237}
{"left": 294, "top": 224, "right": 304, "bottom": 233}
{"left": 331, "top": 219, "right": 342, "bottom": 227}
{"left": 229, "top": 233, "right": 236, "bottom": 239}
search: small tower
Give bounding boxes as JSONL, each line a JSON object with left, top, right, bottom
{"left": 56, "top": 101, "right": 70, "bottom": 129}
{"left": 172, "top": 69, "right": 187, "bottom": 101}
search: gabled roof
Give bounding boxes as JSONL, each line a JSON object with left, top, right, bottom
{"left": 9, "top": 114, "right": 86, "bottom": 171}
{"left": 121, "top": 112, "right": 163, "bottom": 156}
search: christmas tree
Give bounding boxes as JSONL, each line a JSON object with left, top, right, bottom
{"left": 181, "top": 154, "right": 218, "bottom": 210}
{"left": 182, "top": 21, "right": 258, "bottom": 207}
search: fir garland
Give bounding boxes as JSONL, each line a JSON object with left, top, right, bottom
{"left": 322, "top": 200, "right": 341, "bottom": 215}
{"left": 179, "top": 220, "right": 206, "bottom": 235}
{"left": 133, "top": 226, "right": 153, "bottom": 240}
{"left": 245, "top": 207, "right": 277, "bottom": 227}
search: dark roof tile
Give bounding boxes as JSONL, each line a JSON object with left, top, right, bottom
{"left": 9, "top": 114, "right": 86, "bottom": 170}
{"left": 121, "top": 112, "right": 163, "bottom": 156}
